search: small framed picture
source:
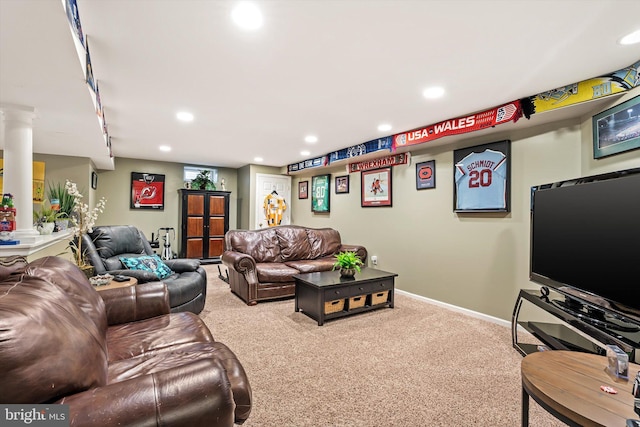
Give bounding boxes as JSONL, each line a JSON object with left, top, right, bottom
{"left": 298, "top": 181, "right": 309, "bottom": 199}
{"left": 361, "top": 167, "right": 392, "bottom": 207}
{"left": 415, "top": 160, "right": 435, "bottom": 190}
{"left": 335, "top": 175, "right": 349, "bottom": 194}
{"left": 91, "top": 171, "right": 98, "bottom": 190}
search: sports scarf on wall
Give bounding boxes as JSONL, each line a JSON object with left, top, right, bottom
{"left": 328, "top": 137, "right": 393, "bottom": 164}
{"left": 392, "top": 100, "right": 523, "bottom": 149}
{"left": 527, "top": 60, "right": 640, "bottom": 114}
{"left": 348, "top": 153, "right": 409, "bottom": 173}
{"left": 287, "top": 155, "right": 328, "bottom": 173}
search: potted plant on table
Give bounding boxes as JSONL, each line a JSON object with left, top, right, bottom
{"left": 33, "top": 199, "right": 65, "bottom": 235}
{"left": 333, "top": 251, "right": 364, "bottom": 278}
{"left": 47, "top": 182, "right": 75, "bottom": 231}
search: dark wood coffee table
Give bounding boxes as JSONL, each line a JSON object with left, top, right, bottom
{"left": 521, "top": 350, "right": 640, "bottom": 426}
{"left": 293, "top": 267, "right": 397, "bottom": 326}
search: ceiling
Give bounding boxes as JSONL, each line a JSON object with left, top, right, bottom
{"left": 1, "top": 0, "right": 639, "bottom": 171}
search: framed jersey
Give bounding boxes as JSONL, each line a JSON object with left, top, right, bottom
{"left": 453, "top": 140, "right": 511, "bottom": 213}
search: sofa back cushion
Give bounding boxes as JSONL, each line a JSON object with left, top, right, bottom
{"left": 306, "top": 228, "right": 342, "bottom": 259}
{"left": 275, "top": 226, "right": 312, "bottom": 261}
{"left": 90, "top": 225, "right": 148, "bottom": 261}
{"left": 226, "top": 229, "right": 281, "bottom": 262}
{"left": 0, "top": 274, "right": 108, "bottom": 403}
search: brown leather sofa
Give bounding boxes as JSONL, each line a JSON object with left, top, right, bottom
{"left": 222, "top": 225, "right": 367, "bottom": 305}
{"left": 0, "top": 256, "right": 251, "bottom": 427}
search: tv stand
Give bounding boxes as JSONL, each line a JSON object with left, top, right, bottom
{"left": 512, "top": 288, "right": 640, "bottom": 363}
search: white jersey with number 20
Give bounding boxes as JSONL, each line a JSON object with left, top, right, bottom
{"left": 454, "top": 149, "right": 507, "bottom": 210}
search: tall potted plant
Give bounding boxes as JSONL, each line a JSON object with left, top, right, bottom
{"left": 47, "top": 182, "right": 75, "bottom": 230}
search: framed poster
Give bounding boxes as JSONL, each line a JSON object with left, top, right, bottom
{"left": 592, "top": 95, "right": 640, "bottom": 159}
{"left": 130, "top": 172, "right": 165, "bottom": 210}
{"left": 298, "top": 180, "right": 308, "bottom": 199}
{"left": 335, "top": 175, "right": 349, "bottom": 194}
{"left": 453, "top": 140, "right": 510, "bottom": 212}
{"left": 416, "top": 160, "right": 436, "bottom": 190}
{"left": 361, "top": 167, "right": 392, "bottom": 207}
{"left": 311, "top": 174, "right": 330, "bottom": 213}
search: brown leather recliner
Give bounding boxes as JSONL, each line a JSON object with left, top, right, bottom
{"left": 222, "top": 225, "right": 367, "bottom": 305}
{"left": 0, "top": 256, "right": 251, "bottom": 427}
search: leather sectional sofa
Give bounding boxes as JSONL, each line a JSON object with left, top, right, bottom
{"left": 0, "top": 256, "right": 251, "bottom": 426}
{"left": 222, "top": 225, "right": 367, "bottom": 305}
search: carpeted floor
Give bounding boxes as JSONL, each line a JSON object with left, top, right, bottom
{"left": 200, "top": 265, "right": 565, "bottom": 426}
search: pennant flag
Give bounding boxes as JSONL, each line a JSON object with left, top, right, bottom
{"left": 328, "top": 137, "right": 392, "bottom": 164}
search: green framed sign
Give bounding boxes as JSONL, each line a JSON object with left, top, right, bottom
{"left": 311, "top": 174, "right": 330, "bottom": 213}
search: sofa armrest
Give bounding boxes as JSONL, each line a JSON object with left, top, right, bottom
{"left": 222, "top": 251, "right": 258, "bottom": 285}
{"left": 163, "top": 258, "right": 200, "bottom": 273}
{"left": 59, "top": 359, "right": 236, "bottom": 427}
{"left": 104, "top": 269, "right": 159, "bottom": 283}
{"left": 99, "top": 282, "right": 170, "bottom": 325}
{"left": 338, "top": 244, "right": 368, "bottom": 264}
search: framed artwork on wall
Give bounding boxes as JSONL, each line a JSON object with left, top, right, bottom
{"left": 298, "top": 180, "right": 308, "bottom": 199}
{"left": 311, "top": 174, "right": 330, "bottom": 213}
{"left": 335, "top": 175, "right": 349, "bottom": 194}
{"left": 361, "top": 167, "right": 392, "bottom": 207}
{"left": 130, "top": 172, "right": 165, "bottom": 210}
{"left": 453, "top": 140, "right": 510, "bottom": 213}
{"left": 415, "top": 160, "right": 436, "bottom": 190}
{"left": 592, "top": 95, "right": 640, "bottom": 159}
{"left": 91, "top": 171, "right": 98, "bottom": 189}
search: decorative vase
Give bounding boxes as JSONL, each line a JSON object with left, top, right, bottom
{"left": 55, "top": 218, "right": 69, "bottom": 231}
{"left": 340, "top": 268, "right": 356, "bottom": 278}
{"left": 79, "top": 265, "right": 95, "bottom": 280}
{"left": 37, "top": 222, "right": 55, "bottom": 235}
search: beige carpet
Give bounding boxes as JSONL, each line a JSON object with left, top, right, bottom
{"left": 200, "top": 266, "right": 565, "bottom": 427}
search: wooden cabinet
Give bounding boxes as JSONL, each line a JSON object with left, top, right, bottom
{"left": 178, "top": 189, "right": 230, "bottom": 263}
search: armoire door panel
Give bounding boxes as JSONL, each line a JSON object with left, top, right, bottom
{"left": 208, "top": 239, "right": 224, "bottom": 257}
{"left": 187, "top": 217, "right": 204, "bottom": 237}
{"left": 186, "top": 239, "right": 204, "bottom": 258}
{"left": 187, "top": 195, "right": 205, "bottom": 215}
{"left": 209, "top": 217, "right": 224, "bottom": 236}
{"left": 209, "top": 196, "right": 225, "bottom": 215}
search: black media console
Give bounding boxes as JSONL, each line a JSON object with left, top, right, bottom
{"left": 512, "top": 288, "right": 640, "bottom": 363}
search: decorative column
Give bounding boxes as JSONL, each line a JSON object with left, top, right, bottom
{"left": 0, "top": 104, "right": 39, "bottom": 240}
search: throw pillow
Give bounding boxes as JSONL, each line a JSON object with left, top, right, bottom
{"left": 119, "top": 255, "right": 173, "bottom": 279}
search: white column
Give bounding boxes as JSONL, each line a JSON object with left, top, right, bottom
{"left": 0, "top": 104, "right": 39, "bottom": 240}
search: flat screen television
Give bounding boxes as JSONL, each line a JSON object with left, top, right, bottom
{"left": 530, "top": 167, "right": 640, "bottom": 328}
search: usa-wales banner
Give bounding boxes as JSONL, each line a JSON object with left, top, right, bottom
{"left": 393, "top": 100, "right": 522, "bottom": 149}
{"left": 529, "top": 60, "right": 640, "bottom": 114}
{"left": 328, "top": 137, "right": 392, "bottom": 164}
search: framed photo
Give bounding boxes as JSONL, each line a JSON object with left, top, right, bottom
{"left": 361, "top": 167, "right": 392, "bottom": 207}
{"left": 91, "top": 171, "right": 98, "bottom": 190}
{"left": 592, "top": 95, "right": 640, "bottom": 159}
{"left": 453, "top": 140, "right": 510, "bottom": 213}
{"left": 335, "top": 175, "right": 349, "bottom": 194}
{"left": 311, "top": 174, "right": 330, "bottom": 213}
{"left": 298, "top": 180, "right": 308, "bottom": 199}
{"left": 416, "top": 160, "right": 436, "bottom": 190}
{"left": 130, "top": 172, "right": 165, "bottom": 210}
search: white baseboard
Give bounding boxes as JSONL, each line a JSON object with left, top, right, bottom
{"left": 395, "top": 288, "right": 512, "bottom": 328}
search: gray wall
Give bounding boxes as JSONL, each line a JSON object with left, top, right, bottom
{"left": 287, "top": 88, "right": 640, "bottom": 321}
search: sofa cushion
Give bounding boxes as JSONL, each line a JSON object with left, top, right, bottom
{"left": 120, "top": 254, "right": 174, "bottom": 279}
{"left": 275, "top": 226, "right": 312, "bottom": 261}
{"left": 106, "top": 312, "right": 214, "bottom": 362}
{"left": 0, "top": 276, "right": 108, "bottom": 403}
{"left": 228, "top": 229, "right": 281, "bottom": 262}
{"left": 256, "top": 262, "right": 300, "bottom": 283}
{"left": 306, "top": 228, "right": 341, "bottom": 259}
{"left": 284, "top": 257, "right": 336, "bottom": 273}
{"left": 91, "top": 226, "right": 147, "bottom": 260}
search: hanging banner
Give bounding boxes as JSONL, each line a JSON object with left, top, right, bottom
{"left": 348, "top": 153, "right": 409, "bottom": 173}
{"left": 393, "top": 100, "right": 522, "bottom": 149}
{"left": 328, "top": 137, "right": 392, "bottom": 164}
{"left": 287, "top": 155, "right": 328, "bottom": 173}
{"left": 529, "top": 60, "right": 640, "bottom": 114}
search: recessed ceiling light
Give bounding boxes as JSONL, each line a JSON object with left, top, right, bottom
{"left": 422, "top": 86, "right": 445, "bottom": 99}
{"left": 378, "top": 123, "right": 392, "bottom": 132}
{"left": 254, "top": 157, "right": 263, "bottom": 162}
{"left": 159, "top": 145, "right": 171, "bottom": 152}
{"left": 301, "top": 150, "right": 311, "bottom": 156}
{"left": 231, "top": 2, "right": 263, "bottom": 31}
{"left": 176, "top": 111, "right": 194, "bottom": 122}
{"left": 619, "top": 29, "right": 640, "bottom": 45}
{"left": 304, "top": 135, "right": 318, "bottom": 143}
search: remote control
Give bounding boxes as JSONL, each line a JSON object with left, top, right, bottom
{"left": 113, "top": 275, "right": 129, "bottom": 282}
